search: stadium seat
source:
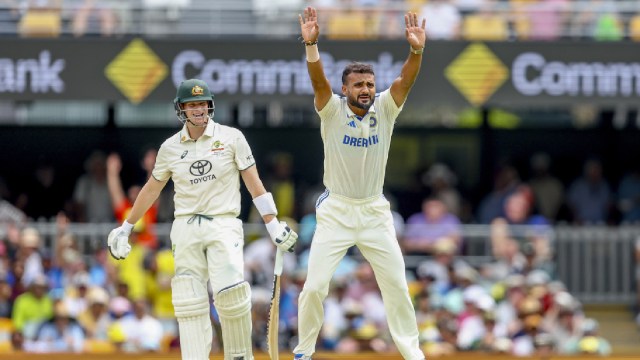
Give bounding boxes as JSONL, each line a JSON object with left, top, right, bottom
{"left": 462, "top": 14, "right": 509, "bottom": 41}
{"left": 326, "top": 11, "right": 371, "bottom": 40}
{"left": 18, "top": 10, "right": 61, "bottom": 37}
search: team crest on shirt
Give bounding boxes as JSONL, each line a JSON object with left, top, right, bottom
{"left": 211, "top": 140, "right": 225, "bottom": 155}
{"left": 369, "top": 116, "right": 377, "bottom": 128}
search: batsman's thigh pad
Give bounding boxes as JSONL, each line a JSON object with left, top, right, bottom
{"left": 215, "top": 281, "right": 253, "bottom": 360}
{"left": 171, "top": 275, "right": 212, "bottom": 360}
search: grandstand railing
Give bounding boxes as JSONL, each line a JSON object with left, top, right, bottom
{"left": 12, "top": 222, "right": 638, "bottom": 305}
{"left": 0, "top": 1, "right": 639, "bottom": 39}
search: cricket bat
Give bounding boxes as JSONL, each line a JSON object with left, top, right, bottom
{"left": 267, "top": 248, "right": 284, "bottom": 360}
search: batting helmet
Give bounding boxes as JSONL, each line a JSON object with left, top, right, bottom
{"left": 174, "top": 79, "right": 215, "bottom": 123}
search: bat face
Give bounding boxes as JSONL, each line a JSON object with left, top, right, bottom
{"left": 267, "top": 274, "right": 281, "bottom": 360}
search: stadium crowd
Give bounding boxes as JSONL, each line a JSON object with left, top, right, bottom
{"left": 0, "top": 146, "right": 629, "bottom": 356}
{"left": 0, "top": 0, "right": 639, "bottom": 40}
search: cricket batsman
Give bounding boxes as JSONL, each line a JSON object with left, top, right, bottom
{"left": 107, "top": 78, "right": 298, "bottom": 360}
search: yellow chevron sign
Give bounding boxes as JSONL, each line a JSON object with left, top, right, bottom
{"left": 445, "top": 43, "right": 508, "bottom": 106}
{"left": 105, "top": 38, "right": 168, "bottom": 104}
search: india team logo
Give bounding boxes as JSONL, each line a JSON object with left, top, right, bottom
{"left": 369, "top": 116, "right": 377, "bottom": 128}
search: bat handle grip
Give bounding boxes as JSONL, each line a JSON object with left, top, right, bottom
{"left": 274, "top": 249, "right": 284, "bottom": 276}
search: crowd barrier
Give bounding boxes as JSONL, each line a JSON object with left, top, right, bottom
{"left": 9, "top": 222, "right": 640, "bottom": 304}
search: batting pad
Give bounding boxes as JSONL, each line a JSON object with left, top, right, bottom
{"left": 172, "top": 275, "right": 212, "bottom": 360}
{"left": 215, "top": 281, "right": 253, "bottom": 360}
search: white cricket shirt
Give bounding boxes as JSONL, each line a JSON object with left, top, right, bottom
{"left": 317, "top": 89, "right": 403, "bottom": 199}
{"left": 152, "top": 120, "right": 255, "bottom": 217}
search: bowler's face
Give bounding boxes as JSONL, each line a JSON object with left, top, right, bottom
{"left": 182, "top": 101, "right": 209, "bottom": 126}
{"left": 342, "top": 73, "right": 376, "bottom": 112}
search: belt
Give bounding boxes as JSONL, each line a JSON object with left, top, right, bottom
{"left": 187, "top": 214, "right": 213, "bottom": 225}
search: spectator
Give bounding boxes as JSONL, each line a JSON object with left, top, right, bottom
{"left": 17, "top": 0, "right": 62, "bottom": 37}
{"left": 402, "top": 197, "right": 462, "bottom": 256}
{"left": 17, "top": 227, "right": 44, "bottom": 288}
{"left": 454, "top": 0, "right": 486, "bottom": 15}
{"left": 477, "top": 164, "right": 521, "bottom": 224}
{"left": 566, "top": 158, "right": 612, "bottom": 224}
{"left": 617, "top": 166, "right": 640, "bottom": 223}
{"left": 143, "top": 248, "right": 175, "bottom": 337}
{"left": 71, "top": 0, "right": 116, "bottom": 37}
{"left": 566, "top": 318, "right": 612, "bottom": 355}
{"left": 528, "top": 153, "right": 564, "bottom": 222}
{"left": 72, "top": 151, "right": 113, "bottom": 223}
{"left": 117, "top": 299, "right": 163, "bottom": 352}
{"left": 11, "top": 275, "right": 53, "bottom": 338}
{"left": 0, "top": 0, "right": 19, "bottom": 34}
{"left": 543, "top": 291, "right": 584, "bottom": 353}
{"left": 0, "top": 278, "right": 12, "bottom": 318}
{"left": 77, "top": 286, "right": 112, "bottom": 340}
{"left": 461, "top": 0, "right": 509, "bottom": 41}
{"left": 490, "top": 190, "right": 551, "bottom": 263}
{"left": 29, "top": 302, "right": 85, "bottom": 353}
{"left": 62, "top": 272, "right": 91, "bottom": 318}
{"left": 419, "top": 0, "right": 461, "bottom": 40}
{"left": 570, "top": 0, "right": 622, "bottom": 40}
{"left": 521, "top": 0, "right": 570, "bottom": 40}
{"left": 15, "top": 160, "right": 67, "bottom": 221}
{"left": 423, "top": 163, "right": 461, "bottom": 217}
{"left": 106, "top": 153, "right": 158, "bottom": 250}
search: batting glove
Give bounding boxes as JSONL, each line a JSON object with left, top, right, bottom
{"left": 266, "top": 218, "right": 298, "bottom": 253}
{"left": 107, "top": 221, "right": 134, "bottom": 260}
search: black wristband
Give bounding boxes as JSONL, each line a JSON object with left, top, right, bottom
{"left": 303, "top": 40, "right": 318, "bottom": 46}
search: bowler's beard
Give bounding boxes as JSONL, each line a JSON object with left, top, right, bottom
{"left": 348, "top": 95, "right": 372, "bottom": 111}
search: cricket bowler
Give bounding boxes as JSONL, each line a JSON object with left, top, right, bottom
{"left": 293, "top": 7, "right": 427, "bottom": 360}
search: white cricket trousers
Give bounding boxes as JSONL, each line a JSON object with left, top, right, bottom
{"left": 294, "top": 192, "right": 424, "bottom": 360}
{"left": 171, "top": 215, "right": 245, "bottom": 293}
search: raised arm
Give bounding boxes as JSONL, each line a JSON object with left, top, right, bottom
{"left": 106, "top": 153, "right": 126, "bottom": 209}
{"left": 389, "top": 12, "right": 426, "bottom": 107}
{"left": 299, "top": 6, "right": 332, "bottom": 111}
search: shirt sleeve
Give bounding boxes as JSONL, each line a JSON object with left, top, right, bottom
{"left": 152, "top": 143, "right": 172, "bottom": 182}
{"left": 316, "top": 94, "right": 341, "bottom": 124}
{"left": 234, "top": 130, "right": 255, "bottom": 170}
{"left": 378, "top": 89, "right": 403, "bottom": 123}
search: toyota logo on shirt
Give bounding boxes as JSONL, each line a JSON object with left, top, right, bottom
{"left": 190, "top": 160, "right": 212, "bottom": 176}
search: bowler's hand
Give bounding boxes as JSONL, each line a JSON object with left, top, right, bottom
{"left": 107, "top": 225, "right": 132, "bottom": 260}
{"left": 405, "top": 12, "right": 426, "bottom": 50}
{"left": 267, "top": 219, "right": 298, "bottom": 253}
{"left": 299, "top": 6, "right": 320, "bottom": 43}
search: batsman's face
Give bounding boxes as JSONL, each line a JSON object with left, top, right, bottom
{"left": 343, "top": 73, "right": 376, "bottom": 112}
{"left": 182, "top": 101, "right": 209, "bottom": 126}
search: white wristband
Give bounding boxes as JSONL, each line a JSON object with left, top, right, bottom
{"left": 121, "top": 220, "right": 134, "bottom": 234}
{"left": 253, "top": 192, "right": 278, "bottom": 217}
{"left": 306, "top": 44, "right": 320, "bottom": 63}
